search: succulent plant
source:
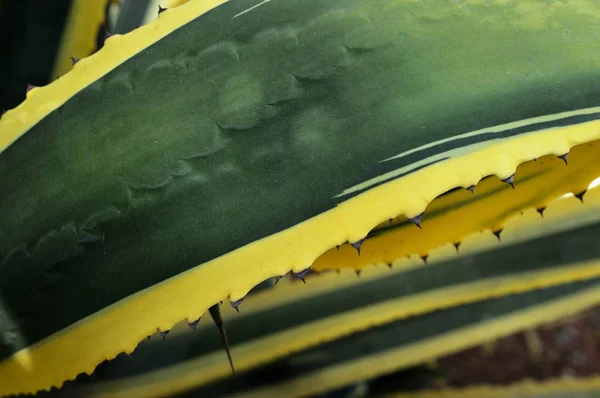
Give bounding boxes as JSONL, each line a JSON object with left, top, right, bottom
{"left": 2, "top": 0, "right": 600, "bottom": 397}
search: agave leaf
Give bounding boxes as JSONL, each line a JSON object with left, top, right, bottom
{"left": 84, "top": 279, "right": 600, "bottom": 398}
{"left": 62, "top": 185, "right": 600, "bottom": 398}
{"left": 188, "top": 279, "right": 600, "bottom": 398}
{"left": 374, "top": 304, "right": 600, "bottom": 397}
{"left": 52, "top": 0, "right": 112, "bottom": 79}
{"left": 314, "top": 141, "right": 600, "bottom": 272}
{"left": 2, "top": 0, "right": 600, "bottom": 395}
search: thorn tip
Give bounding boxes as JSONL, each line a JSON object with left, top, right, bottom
{"left": 350, "top": 238, "right": 366, "bottom": 255}
{"left": 294, "top": 267, "right": 311, "bottom": 283}
{"left": 409, "top": 213, "right": 424, "bottom": 229}
{"left": 188, "top": 318, "right": 201, "bottom": 332}
{"left": 575, "top": 190, "right": 586, "bottom": 203}
{"left": 492, "top": 228, "right": 503, "bottom": 241}
{"left": 559, "top": 153, "right": 568, "bottom": 165}
{"left": 502, "top": 174, "right": 515, "bottom": 189}
{"left": 230, "top": 298, "right": 244, "bottom": 313}
{"left": 209, "top": 304, "right": 235, "bottom": 374}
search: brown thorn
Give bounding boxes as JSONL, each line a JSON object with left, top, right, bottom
{"left": 350, "top": 238, "right": 365, "bottom": 256}
{"left": 492, "top": 228, "right": 503, "bottom": 241}
{"left": 294, "top": 268, "right": 310, "bottom": 283}
{"left": 501, "top": 174, "right": 515, "bottom": 190}
{"left": 209, "top": 304, "right": 235, "bottom": 374}
{"left": 575, "top": 190, "right": 586, "bottom": 203}
{"left": 558, "top": 153, "right": 568, "bottom": 165}
{"left": 409, "top": 213, "right": 424, "bottom": 229}
{"left": 159, "top": 329, "right": 169, "bottom": 340}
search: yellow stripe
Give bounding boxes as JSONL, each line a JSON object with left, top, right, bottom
{"left": 1, "top": 121, "right": 599, "bottom": 396}
{"left": 3, "top": 1, "right": 600, "bottom": 395}
{"left": 313, "top": 140, "right": 600, "bottom": 272}
{"left": 166, "top": 0, "right": 193, "bottom": 7}
{"left": 214, "top": 156, "right": 600, "bottom": 328}
{"left": 88, "top": 259, "right": 600, "bottom": 398}
{"left": 144, "top": 0, "right": 195, "bottom": 24}
{"left": 51, "top": 0, "right": 110, "bottom": 79}
{"left": 0, "top": 0, "right": 229, "bottom": 153}
{"left": 86, "top": 183, "right": 600, "bottom": 397}
{"left": 231, "top": 283, "right": 600, "bottom": 398}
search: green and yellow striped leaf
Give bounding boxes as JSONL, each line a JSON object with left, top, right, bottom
{"left": 2, "top": 0, "right": 600, "bottom": 395}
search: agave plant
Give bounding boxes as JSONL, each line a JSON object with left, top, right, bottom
{"left": 2, "top": 0, "right": 600, "bottom": 397}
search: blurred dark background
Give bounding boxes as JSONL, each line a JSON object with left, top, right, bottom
{"left": 0, "top": 0, "right": 74, "bottom": 112}
{"left": 0, "top": 0, "right": 123, "bottom": 113}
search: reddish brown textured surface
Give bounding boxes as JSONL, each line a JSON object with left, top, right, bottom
{"left": 435, "top": 305, "right": 600, "bottom": 387}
